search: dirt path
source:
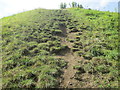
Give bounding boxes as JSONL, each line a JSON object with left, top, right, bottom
{"left": 57, "top": 25, "right": 82, "bottom": 88}
{"left": 60, "top": 52, "right": 79, "bottom": 88}
{"left": 58, "top": 35, "right": 95, "bottom": 88}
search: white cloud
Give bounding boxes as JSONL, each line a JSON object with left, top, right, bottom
{"left": 99, "top": 0, "right": 118, "bottom": 7}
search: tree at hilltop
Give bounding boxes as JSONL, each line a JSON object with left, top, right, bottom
{"left": 60, "top": 3, "right": 67, "bottom": 9}
{"left": 69, "top": 2, "right": 84, "bottom": 8}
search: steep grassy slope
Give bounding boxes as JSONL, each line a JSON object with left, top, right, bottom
{"left": 1, "top": 8, "right": 119, "bottom": 88}
{"left": 67, "top": 8, "right": 119, "bottom": 88}
{"left": 1, "top": 9, "right": 69, "bottom": 88}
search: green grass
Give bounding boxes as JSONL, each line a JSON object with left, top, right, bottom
{"left": 67, "top": 8, "right": 118, "bottom": 88}
{"left": 1, "top": 7, "right": 119, "bottom": 88}
{"left": 1, "top": 9, "right": 69, "bottom": 88}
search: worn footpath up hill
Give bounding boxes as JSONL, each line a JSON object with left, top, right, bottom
{"left": 1, "top": 8, "right": 119, "bottom": 88}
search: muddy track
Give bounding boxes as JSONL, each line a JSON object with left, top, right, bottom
{"left": 59, "top": 50, "right": 80, "bottom": 88}
{"left": 58, "top": 25, "right": 83, "bottom": 88}
{"left": 53, "top": 12, "right": 85, "bottom": 88}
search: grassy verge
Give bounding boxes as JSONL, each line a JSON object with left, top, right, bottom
{"left": 67, "top": 8, "right": 119, "bottom": 88}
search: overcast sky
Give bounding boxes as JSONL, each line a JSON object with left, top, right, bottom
{"left": 0, "top": 0, "right": 119, "bottom": 18}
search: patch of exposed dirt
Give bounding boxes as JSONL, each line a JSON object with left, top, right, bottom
{"left": 56, "top": 21, "right": 95, "bottom": 88}
{"left": 59, "top": 52, "right": 80, "bottom": 88}
{"left": 59, "top": 24, "right": 67, "bottom": 37}
{"left": 56, "top": 25, "right": 82, "bottom": 88}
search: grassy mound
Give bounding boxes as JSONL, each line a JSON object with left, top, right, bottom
{"left": 67, "top": 8, "right": 118, "bottom": 88}
{"left": 1, "top": 9, "right": 69, "bottom": 88}
{"left": 1, "top": 8, "right": 119, "bottom": 88}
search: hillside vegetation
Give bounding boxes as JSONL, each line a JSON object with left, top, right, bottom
{"left": 1, "top": 8, "right": 119, "bottom": 88}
